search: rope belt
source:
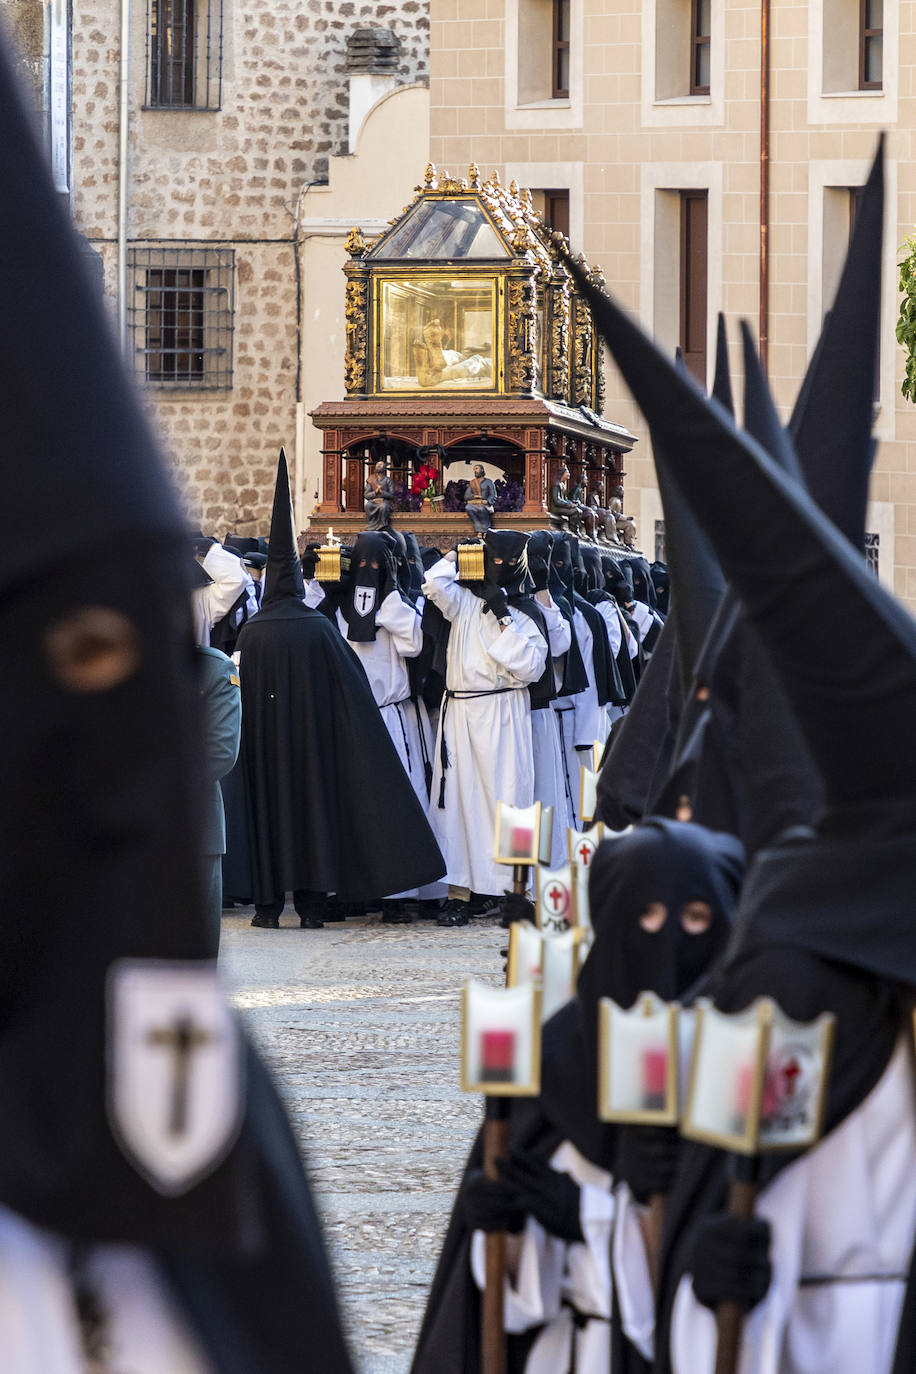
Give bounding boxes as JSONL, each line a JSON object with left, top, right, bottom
{"left": 561, "top": 1299, "right": 609, "bottom": 1374}
{"left": 437, "top": 686, "right": 524, "bottom": 809}
{"left": 391, "top": 700, "right": 412, "bottom": 774}
{"left": 799, "top": 1272, "right": 907, "bottom": 1286}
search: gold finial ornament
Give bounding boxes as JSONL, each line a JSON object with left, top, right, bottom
{"left": 424, "top": 162, "right": 438, "bottom": 188}
{"left": 509, "top": 178, "right": 520, "bottom": 198}
{"left": 344, "top": 226, "right": 367, "bottom": 258}
{"left": 468, "top": 161, "right": 481, "bottom": 187}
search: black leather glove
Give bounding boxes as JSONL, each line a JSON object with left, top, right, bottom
{"left": 482, "top": 586, "right": 510, "bottom": 620}
{"left": 689, "top": 1214, "right": 772, "bottom": 1313}
{"left": 461, "top": 1168, "right": 526, "bottom": 1234}
{"left": 498, "top": 890, "right": 535, "bottom": 929}
{"left": 300, "top": 545, "right": 320, "bottom": 579}
{"left": 615, "top": 1125, "right": 680, "bottom": 1205}
{"left": 497, "top": 1151, "right": 584, "bottom": 1243}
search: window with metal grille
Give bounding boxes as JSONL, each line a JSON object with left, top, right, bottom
{"left": 859, "top": 0, "right": 882, "bottom": 90}
{"left": 690, "top": 0, "right": 711, "bottom": 94}
{"left": 145, "top": 0, "right": 223, "bottom": 109}
{"left": 128, "top": 247, "right": 234, "bottom": 389}
{"left": 865, "top": 531, "right": 880, "bottom": 576}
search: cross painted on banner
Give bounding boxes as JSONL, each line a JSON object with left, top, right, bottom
{"left": 781, "top": 1057, "right": 802, "bottom": 1098}
{"left": 547, "top": 884, "right": 567, "bottom": 912}
{"left": 146, "top": 1014, "right": 214, "bottom": 1136}
{"left": 578, "top": 841, "right": 595, "bottom": 867}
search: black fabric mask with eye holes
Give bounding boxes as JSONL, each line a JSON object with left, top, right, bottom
{"left": 579, "top": 817, "right": 746, "bottom": 1025}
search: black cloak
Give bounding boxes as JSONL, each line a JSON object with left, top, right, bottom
{"left": 0, "top": 38, "right": 353, "bottom": 1372}
{"left": 236, "top": 454, "right": 445, "bottom": 903}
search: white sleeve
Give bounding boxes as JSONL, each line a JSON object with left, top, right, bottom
{"left": 303, "top": 579, "right": 326, "bottom": 610}
{"left": 470, "top": 1221, "right": 566, "bottom": 1333}
{"left": 630, "top": 601, "right": 654, "bottom": 642}
{"left": 201, "top": 544, "right": 248, "bottom": 626}
{"left": 421, "top": 558, "right": 465, "bottom": 623}
{"left": 563, "top": 1181, "right": 615, "bottom": 1319}
{"left": 612, "top": 1184, "right": 655, "bottom": 1361}
{"left": 376, "top": 591, "right": 423, "bottom": 657}
{"left": 599, "top": 603, "right": 622, "bottom": 657}
{"left": 540, "top": 595, "right": 572, "bottom": 657}
{"left": 487, "top": 612, "right": 549, "bottom": 685}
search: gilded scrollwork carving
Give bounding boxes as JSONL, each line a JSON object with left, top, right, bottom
{"left": 343, "top": 270, "right": 368, "bottom": 397}
{"left": 507, "top": 274, "right": 539, "bottom": 394}
{"left": 572, "top": 293, "right": 593, "bottom": 408}
{"left": 547, "top": 274, "right": 571, "bottom": 402}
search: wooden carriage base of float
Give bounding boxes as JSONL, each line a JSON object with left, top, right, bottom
{"left": 310, "top": 162, "right": 637, "bottom": 547}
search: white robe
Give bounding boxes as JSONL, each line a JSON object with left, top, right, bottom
{"left": 333, "top": 591, "right": 443, "bottom": 900}
{"left": 422, "top": 559, "right": 547, "bottom": 895}
{"left": 0, "top": 1205, "right": 212, "bottom": 1374}
{"left": 470, "top": 1141, "right": 614, "bottom": 1373}
{"left": 595, "top": 600, "right": 627, "bottom": 730}
{"left": 192, "top": 543, "right": 249, "bottom": 648}
{"left": 551, "top": 697, "right": 579, "bottom": 829}
{"left": 533, "top": 596, "right": 573, "bottom": 870}
{"left": 669, "top": 1035, "right": 916, "bottom": 1374}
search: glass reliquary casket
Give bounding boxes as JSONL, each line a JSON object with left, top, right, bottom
{"left": 311, "top": 164, "right": 636, "bottom": 530}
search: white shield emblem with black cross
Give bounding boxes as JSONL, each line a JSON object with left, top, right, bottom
{"left": 354, "top": 585, "right": 377, "bottom": 618}
{"left": 107, "top": 960, "right": 244, "bottom": 1196}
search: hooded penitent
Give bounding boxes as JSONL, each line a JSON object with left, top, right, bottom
{"left": 342, "top": 530, "right": 399, "bottom": 643}
{"left": 567, "top": 139, "right": 916, "bottom": 1371}
{"left": 236, "top": 454, "right": 445, "bottom": 904}
{"left": 0, "top": 35, "right": 353, "bottom": 1372}
{"left": 483, "top": 528, "right": 555, "bottom": 709}
{"left": 558, "top": 532, "right": 627, "bottom": 706}
{"left": 411, "top": 819, "right": 745, "bottom": 1374}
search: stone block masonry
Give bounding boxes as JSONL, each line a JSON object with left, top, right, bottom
{"left": 71, "top": 0, "right": 429, "bottom": 534}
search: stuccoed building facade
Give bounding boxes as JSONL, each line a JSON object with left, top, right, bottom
{"left": 428, "top": 0, "right": 914, "bottom": 603}
{"left": 18, "top": 1, "right": 430, "bottom": 535}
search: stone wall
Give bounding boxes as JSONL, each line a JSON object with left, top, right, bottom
{"left": 68, "top": 0, "right": 429, "bottom": 535}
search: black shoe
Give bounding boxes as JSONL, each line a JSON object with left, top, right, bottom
{"left": 468, "top": 892, "right": 500, "bottom": 918}
{"left": 299, "top": 916, "right": 324, "bottom": 929}
{"left": 381, "top": 901, "right": 413, "bottom": 924}
{"left": 417, "top": 898, "right": 445, "bottom": 920}
{"left": 251, "top": 912, "right": 279, "bottom": 928}
{"left": 437, "top": 899, "right": 470, "bottom": 927}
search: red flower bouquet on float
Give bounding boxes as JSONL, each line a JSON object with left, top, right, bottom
{"left": 411, "top": 463, "right": 439, "bottom": 500}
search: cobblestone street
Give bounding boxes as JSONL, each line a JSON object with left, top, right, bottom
{"left": 220, "top": 910, "right": 505, "bottom": 1374}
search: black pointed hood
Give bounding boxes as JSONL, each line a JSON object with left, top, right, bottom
{"left": 0, "top": 37, "right": 353, "bottom": 1370}
{"left": 789, "top": 139, "right": 884, "bottom": 550}
{"left": 568, "top": 253, "right": 916, "bottom": 809}
{"left": 654, "top": 347, "right": 726, "bottom": 695}
{"left": 711, "top": 313, "right": 734, "bottom": 416}
{"left": 566, "top": 206, "right": 916, "bottom": 969}
{"left": 596, "top": 612, "right": 680, "bottom": 828}
{"left": 262, "top": 450, "right": 306, "bottom": 609}
{"left": 737, "top": 326, "right": 825, "bottom": 852}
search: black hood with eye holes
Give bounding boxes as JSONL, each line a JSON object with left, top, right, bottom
{"left": 343, "top": 531, "right": 393, "bottom": 642}
{"left": 581, "top": 818, "right": 745, "bottom": 1012}
{"left": 483, "top": 529, "right": 531, "bottom": 595}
